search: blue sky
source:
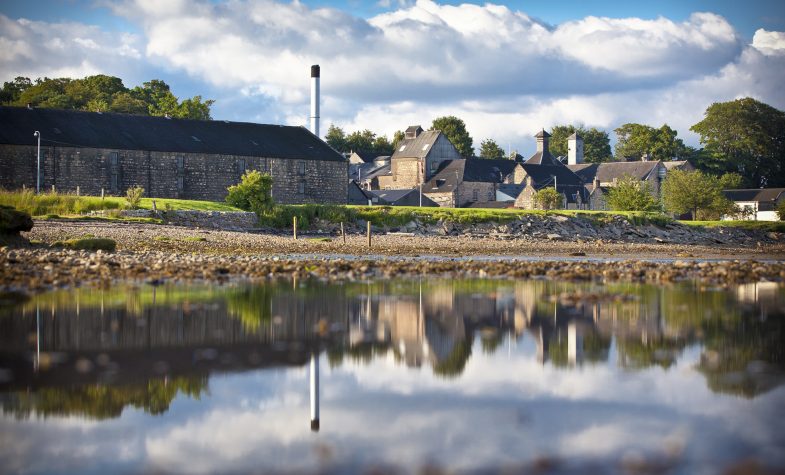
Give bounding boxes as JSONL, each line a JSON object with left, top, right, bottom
{"left": 1, "top": 0, "right": 784, "bottom": 152}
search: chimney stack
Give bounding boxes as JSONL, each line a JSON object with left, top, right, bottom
{"left": 310, "top": 65, "right": 320, "bottom": 138}
{"left": 568, "top": 132, "right": 584, "bottom": 165}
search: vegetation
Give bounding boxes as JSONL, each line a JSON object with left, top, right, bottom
{"left": 325, "top": 125, "right": 394, "bottom": 155}
{"left": 0, "top": 189, "right": 240, "bottom": 216}
{"left": 614, "top": 123, "right": 694, "bottom": 161}
{"left": 1, "top": 75, "right": 213, "bottom": 119}
{"left": 0, "top": 205, "right": 33, "bottom": 234}
{"left": 479, "top": 138, "right": 506, "bottom": 159}
{"left": 53, "top": 237, "right": 117, "bottom": 252}
{"left": 549, "top": 125, "right": 613, "bottom": 163}
{"left": 681, "top": 220, "right": 785, "bottom": 232}
{"left": 225, "top": 170, "right": 274, "bottom": 216}
{"left": 432, "top": 116, "right": 474, "bottom": 157}
{"left": 662, "top": 169, "right": 735, "bottom": 220}
{"left": 691, "top": 97, "right": 785, "bottom": 187}
{"left": 534, "top": 187, "right": 563, "bottom": 211}
{"left": 605, "top": 176, "right": 660, "bottom": 212}
{"left": 778, "top": 200, "right": 785, "bottom": 221}
{"left": 125, "top": 186, "right": 144, "bottom": 209}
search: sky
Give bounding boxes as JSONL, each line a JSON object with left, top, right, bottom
{"left": 1, "top": 0, "right": 784, "bottom": 154}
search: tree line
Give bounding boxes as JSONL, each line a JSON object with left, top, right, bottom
{"left": 0, "top": 75, "right": 214, "bottom": 120}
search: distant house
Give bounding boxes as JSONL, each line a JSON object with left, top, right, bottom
{"left": 366, "top": 188, "right": 438, "bottom": 207}
{"left": 0, "top": 106, "right": 348, "bottom": 204}
{"left": 348, "top": 152, "right": 390, "bottom": 185}
{"left": 662, "top": 160, "right": 695, "bottom": 173}
{"left": 722, "top": 188, "right": 785, "bottom": 221}
{"left": 423, "top": 159, "right": 515, "bottom": 207}
{"left": 380, "top": 125, "right": 462, "bottom": 189}
{"left": 348, "top": 180, "right": 372, "bottom": 205}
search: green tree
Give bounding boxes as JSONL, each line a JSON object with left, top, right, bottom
{"left": 431, "top": 115, "right": 473, "bottom": 157}
{"left": 718, "top": 172, "right": 745, "bottom": 190}
{"left": 226, "top": 170, "right": 274, "bottom": 216}
{"left": 0, "top": 76, "right": 32, "bottom": 104}
{"left": 176, "top": 95, "right": 214, "bottom": 120}
{"left": 479, "top": 138, "right": 505, "bottom": 159}
{"left": 549, "top": 125, "right": 612, "bottom": 163}
{"left": 345, "top": 129, "right": 377, "bottom": 153}
{"left": 133, "top": 79, "right": 179, "bottom": 117}
{"left": 614, "top": 123, "right": 689, "bottom": 161}
{"left": 534, "top": 187, "right": 563, "bottom": 210}
{"left": 109, "top": 91, "right": 149, "bottom": 115}
{"left": 325, "top": 124, "right": 348, "bottom": 152}
{"left": 392, "top": 130, "right": 406, "bottom": 149}
{"left": 690, "top": 97, "right": 785, "bottom": 187}
{"left": 777, "top": 200, "right": 785, "bottom": 221}
{"left": 661, "top": 169, "right": 733, "bottom": 220}
{"left": 606, "top": 176, "right": 660, "bottom": 212}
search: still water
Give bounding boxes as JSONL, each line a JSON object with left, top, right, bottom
{"left": 1, "top": 279, "right": 784, "bottom": 474}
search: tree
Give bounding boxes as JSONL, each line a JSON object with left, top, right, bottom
{"left": 392, "top": 130, "right": 406, "bottom": 149}
{"left": 0, "top": 77, "right": 32, "bottom": 104}
{"left": 225, "top": 170, "right": 274, "bottom": 216}
{"left": 479, "top": 138, "right": 505, "bottom": 159}
{"left": 614, "top": 123, "right": 690, "bottom": 161}
{"left": 718, "top": 172, "right": 745, "bottom": 190}
{"left": 661, "top": 169, "right": 732, "bottom": 220}
{"left": 431, "top": 115, "right": 473, "bottom": 157}
{"left": 549, "top": 125, "right": 612, "bottom": 163}
{"left": 690, "top": 97, "right": 785, "bottom": 187}
{"left": 324, "top": 125, "right": 393, "bottom": 155}
{"left": 605, "top": 176, "right": 660, "bottom": 212}
{"left": 534, "top": 187, "right": 563, "bottom": 211}
{"left": 345, "top": 129, "right": 377, "bottom": 153}
{"left": 777, "top": 200, "right": 785, "bottom": 221}
{"left": 325, "top": 124, "right": 347, "bottom": 152}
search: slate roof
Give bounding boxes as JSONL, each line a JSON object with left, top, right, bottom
{"left": 348, "top": 180, "right": 371, "bottom": 205}
{"left": 463, "top": 158, "right": 517, "bottom": 182}
{"left": 391, "top": 130, "right": 442, "bottom": 160}
{"left": 567, "top": 161, "right": 661, "bottom": 184}
{"left": 349, "top": 151, "right": 378, "bottom": 163}
{"left": 0, "top": 106, "right": 345, "bottom": 161}
{"left": 521, "top": 163, "right": 584, "bottom": 186}
{"left": 497, "top": 183, "right": 525, "bottom": 201}
{"left": 524, "top": 150, "right": 562, "bottom": 166}
{"left": 422, "top": 160, "right": 465, "bottom": 192}
{"left": 367, "top": 188, "right": 437, "bottom": 207}
{"left": 723, "top": 188, "right": 785, "bottom": 203}
{"left": 662, "top": 160, "right": 692, "bottom": 171}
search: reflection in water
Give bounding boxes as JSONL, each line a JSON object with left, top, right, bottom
{"left": 0, "top": 279, "right": 784, "bottom": 473}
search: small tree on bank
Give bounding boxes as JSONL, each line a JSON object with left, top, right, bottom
{"left": 606, "top": 176, "right": 660, "bottom": 212}
{"left": 535, "top": 187, "right": 563, "bottom": 211}
{"left": 661, "top": 169, "right": 733, "bottom": 220}
{"left": 125, "top": 186, "right": 144, "bottom": 209}
{"left": 226, "top": 170, "right": 274, "bottom": 216}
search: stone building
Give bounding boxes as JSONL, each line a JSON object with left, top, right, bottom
{"left": 378, "top": 125, "right": 463, "bottom": 189}
{"left": 0, "top": 106, "right": 348, "bottom": 204}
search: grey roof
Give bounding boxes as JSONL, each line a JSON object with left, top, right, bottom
{"left": 524, "top": 150, "right": 562, "bottom": 166}
{"left": 568, "top": 132, "right": 582, "bottom": 140}
{"left": 521, "top": 163, "right": 584, "bottom": 186}
{"left": 391, "top": 130, "right": 442, "bottom": 159}
{"left": 350, "top": 151, "right": 378, "bottom": 163}
{"left": 422, "top": 160, "right": 465, "bottom": 192}
{"left": 723, "top": 188, "right": 785, "bottom": 203}
{"left": 0, "top": 106, "right": 345, "bottom": 161}
{"left": 463, "top": 158, "right": 517, "bottom": 182}
{"left": 497, "top": 183, "right": 525, "bottom": 200}
{"left": 535, "top": 129, "right": 551, "bottom": 138}
{"left": 348, "top": 180, "right": 371, "bottom": 205}
{"left": 465, "top": 201, "right": 514, "bottom": 209}
{"left": 662, "top": 160, "right": 691, "bottom": 170}
{"left": 405, "top": 125, "right": 423, "bottom": 134}
{"left": 567, "top": 161, "right": 661, "bottom": 184}
{"left": 367, "top": 188, "right": 437, "bottom": 207}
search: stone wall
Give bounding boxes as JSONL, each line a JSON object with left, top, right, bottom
{"left": 457, "top": 181, "right": 495, "bottom": 207}
{"left": 122, "top": 209, "right": 259, "bottom": 230}
{"left": 389, "top": 157, "right": 421, "bottom": 189}
{"left": 425, "top": 191, "right": 455, "bottom": 207}
{"left": 0, "top": 144, "right": 347, "bottom": 204}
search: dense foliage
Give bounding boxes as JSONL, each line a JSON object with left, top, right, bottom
{"left": 225, "top": 170, "right": 274, "bottom": 216}
{"left": 605, "top": 176, "right": 660, "bottom": 212}
{"left": 691, "top": 97, "right": 785, "bottom": 187}
{"left": 0, "top": 75, "right": 214, "bottom": 120}
{"left": 325, "top": 125, "right": 394, "bottom": 155}
{"left": 534, "top": 187, "right": 563, "bottom": 210}
{"left": 431, "top": 116, "right": 474, "bottom": 157}
{"left": 478, "top": 138, "right": 506, "bottom": 159}
{"left": 549, "top": 125, "right": 613, "bottom": 163}
{"left": 614, "top": 123, "right": 693, "bottom": 161}
{"left": 661, "top": 169, "right": 735, "bottom": 220}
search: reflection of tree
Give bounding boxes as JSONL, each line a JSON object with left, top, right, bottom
{"left": 433, "top": 341, "right": 472, "bottom": 379}
{"left": 327, "top": 343, "right": 391, "bottom": 368}
{"left": 616, "top": 338, "right": 686, "bottom": 370}
{"left": 225, "top": 286, "right": 273, "bottom": 332}
{"left": 1, "top": 376, "right": 208, "bottom": 420}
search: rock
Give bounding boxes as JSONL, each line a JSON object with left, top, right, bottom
{"left": 0, "top": 206, "right": 33, "bottom": 234}
{"left": 546, "top": 233, "right": 562, "bottom": 240}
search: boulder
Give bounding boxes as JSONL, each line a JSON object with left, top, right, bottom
{"left": 0, "top": 206, "right": 33, "bottom": 234}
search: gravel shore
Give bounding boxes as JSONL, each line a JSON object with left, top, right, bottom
{"left": 0, "top": 220, "right": 782, "bottom": 294}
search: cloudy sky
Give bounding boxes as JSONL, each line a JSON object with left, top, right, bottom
{"left": 1, "top": 0, "right": 784, "bottom": 153}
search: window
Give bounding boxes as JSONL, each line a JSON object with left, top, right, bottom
{"left": 472, "top": 189, "right": 479, "bottom": 201}
{"left": 488, "top": 190, "right": 493, "bottom": 200}
{"left": 111, "top": 173, "right": 118, "bottom": 192}
{"left": 398, "top": 145, "right": 406, "bottom": 152}
{"left": 298, "top": 161, "right": 306, "bottom": 175}
{"left": 238, "top": 159, "right": 246, "bottom": 174}
{"left": 430, "top": 161, "right": 438, "bottom": 172}
{"left": 176, "top": 156, "right": 185, "bottom": 192}
{"left": 109, "top": 152, "right": 119, "bottom": 192}
{"left": 298, "top": 180, "right": 305, "bottom": 194}
{"left": 110, "top": 152, "right": 119, "bottom": 166}
{"left": 421, "top": 144, "right": 429, "bottom": 151}
{"left": 177, "top": 176, "right": 184, "bottom": 191}
{"left": 177, "top": 156, "right": 185, "bottom": 171}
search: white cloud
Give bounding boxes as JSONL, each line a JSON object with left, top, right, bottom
{"left": 752, "top": 28, "right": 785, "bottom": 55}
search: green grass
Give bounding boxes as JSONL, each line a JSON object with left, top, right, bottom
{"left": 680, "top": 220, "right": 785, "bottom": 232}
{"left": 52, "top": 237, "right": 117, "bottom": 252}
{"left": 0, "top": 189, "right": 240, "bottom": 216}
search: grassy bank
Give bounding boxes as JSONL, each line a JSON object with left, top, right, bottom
{"left": 0, "top": 189, "right": 240, "bottom": 216}
{"left": 680, "top": 220, "right": 785, "bottom": 232}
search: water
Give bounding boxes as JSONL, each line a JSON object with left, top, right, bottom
{"left": 1, "top": 279, "right": 783, "bottom": 474}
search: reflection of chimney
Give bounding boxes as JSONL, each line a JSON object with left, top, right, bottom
{"left": 568, "top": 322, "right": 584, "bottom": 366}
{"left": 310, "top": 65, "right": 320, "bottom": 138}
{"left": 310, "top": 352, "right": 320, "bottom": 432}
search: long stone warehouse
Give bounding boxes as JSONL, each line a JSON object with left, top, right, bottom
{"left": 0, "top": 106, "right": 348, "bottom": 204}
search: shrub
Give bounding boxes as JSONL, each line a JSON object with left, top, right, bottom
{"left": 0, "top": 205, "right": 34, "bottom": 234}
{"left": 662, "top": 169, "right": 731, "bottom": 220}
{"left": 54, "top": 237, "right": 116, "bottom": 252}
{"left": 125, "top": 186, "right": 144, "bottom": 209}
{"left": 534, "top": 188, "right": 563, "bottom": 211}
{"left": 777, "top": 200, "right": 785, "bottom": 221}
{"left": 226, "top": 170, "right": 274, "bottom": 216}
{"left": 606, "top": 176, "right": 660, "bottom": 212}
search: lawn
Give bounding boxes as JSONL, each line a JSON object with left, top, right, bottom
{"left": 680, "top": 220, "right": 785, "bottom": 232}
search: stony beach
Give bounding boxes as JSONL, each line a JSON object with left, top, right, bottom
{"left": 2, "top": 219, "right": 784, "bottom": 294}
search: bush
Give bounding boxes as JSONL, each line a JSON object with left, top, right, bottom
{"left": 534, "top": 188, "right": 563, "bottom": 211}
{"left": 662, "top": 169, "right": 731, "bottom": 220}
{"left": 606, "top": 176, "right": 660, "bottom": 212}
{"left": 54, "top": 237, "right": 116, "bottom": 252}
{"left": 226, "top": 170, "right": 274, "bottom": 216}
{"left": 125, "top": 186, "right": 144, "bottom": 209}
{"left": 777, "top": 200, "right": 785, "bottom": 221}
{"left": 0, "top": 205, "right": 33, "bottom": 234}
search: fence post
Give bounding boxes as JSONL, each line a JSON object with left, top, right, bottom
{"left": 76, "top": 186, "right": 80, "bottom": 197}
{"left": 341, "top": 222, "right": 346, "bottom": 244}
{"left": 367, "top": 221, "right": 371, "bottom": 248}
{"left": 101, "top": 188, "right": 105, "bottom": 200}
{"left": 293, "top": 216, "right": 298, "bottom": 240}
{"left": 51, "top": 185, "right": 55, "bottom": 194}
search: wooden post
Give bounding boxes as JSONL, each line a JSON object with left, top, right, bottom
{"left": 51, "top": 185, "right": 55, "bottom": 194}
{"left": 76, "top": 186, "right": 80, "bottom": 197}
{"left": 101, "top": 188, "right": 105, "bottom": 200}
{"left": 367, "top": 221, "right": 371, "bottom": 248}
{"left": 293, "top": 216, "right": 298, "bottom": 240}
{"left": 341, "top": 222, "right": 346, "bottom": 244}
{"left": 152, "top": 199, "right": 157, "bottom": 212}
